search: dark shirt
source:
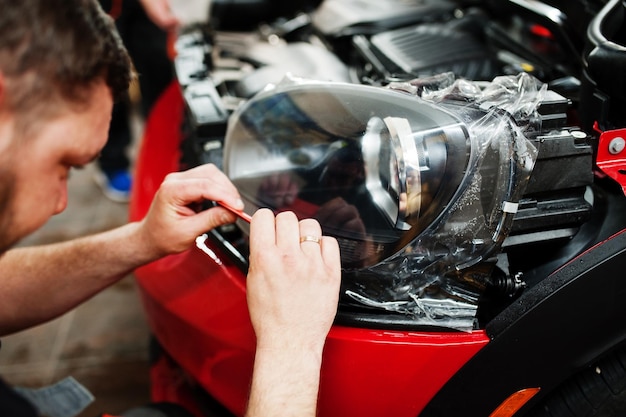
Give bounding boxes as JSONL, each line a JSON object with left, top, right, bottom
{"left": 0, "top": 378, "right": 38, "bottom": 417}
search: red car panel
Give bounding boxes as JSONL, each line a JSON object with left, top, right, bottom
{"left": 130, "top": 81, "right": 490, "bottom": 417}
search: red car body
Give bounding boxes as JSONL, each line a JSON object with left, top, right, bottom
{"left": 129, "top": 82, "right": 491, "bottom": 417}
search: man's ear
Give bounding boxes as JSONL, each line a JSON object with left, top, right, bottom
{"left": 0, "top": 71, "right": 6, "bottom": 111}
{"left": 0, "top": 71, "right": 11, "bottom": 153}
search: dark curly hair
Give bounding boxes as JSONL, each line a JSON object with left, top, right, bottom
{"left": 0, "top": 0, "right": 133, "bottom": 115}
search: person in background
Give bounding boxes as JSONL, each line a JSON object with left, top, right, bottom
{"left": 95, "top": 0, "right": 179, "bottom": 202}
{"left": 0, "top": 1, "right": 341, "bottom": 416}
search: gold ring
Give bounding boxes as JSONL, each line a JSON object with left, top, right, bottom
{"left": 299, "top": 235, "right": 321, "bottom": 244}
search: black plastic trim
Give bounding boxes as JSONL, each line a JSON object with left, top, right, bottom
{"left": 420, "top": 196, "right": 626, "bottom": 416}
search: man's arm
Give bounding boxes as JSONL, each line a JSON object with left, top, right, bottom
{"left": 0, "top": 222, "right": 154, "bottom": 336}
{"left": 248, "top": 344, "right": 325, "bottom": 416}
{"left": 245, "top": 209, "right": 341, "bottom": 417}
{"left": 0, "top": 164, "right": 243, "bottom": 336}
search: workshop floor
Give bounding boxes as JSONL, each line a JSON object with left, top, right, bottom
{"left": 0, "top": 130, "right": 151, "bottom": 416}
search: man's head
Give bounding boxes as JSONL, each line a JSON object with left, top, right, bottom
{"left": 0, "top": 0, "right": 133, "bottom": 253}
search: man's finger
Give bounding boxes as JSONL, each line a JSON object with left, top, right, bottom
{"left": 298, "top": 218, "right": 323, "bottom": 256}
{"left": 320, "top": 236, "right": 341, "bottom": 280}
{"left": 275, "top": 211, "right": 300, "bottom": 251}
{"left": 249, "top": 209, "right": 277, "bottom": 254}
{"left": 161, "top": 177, "right": 243, "bottom": 210}
{"left": 165, "top": 164, "right": 241, "bottom": 201}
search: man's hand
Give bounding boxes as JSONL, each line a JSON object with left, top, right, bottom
{"left": 0, "top": 164, "right": 243, "bottom": 335}
{"left": 138, "top": 164, "right": 244, "bottom": 258}
{"left": 245, "top": 209, "right": 341, "bottom": 417}
{"left": 247, "top": 209, "right": 341, "bottom": 351}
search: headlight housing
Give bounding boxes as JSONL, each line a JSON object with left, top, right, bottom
{"left": 224, "top": 74, "right": 541, "bottom": 330}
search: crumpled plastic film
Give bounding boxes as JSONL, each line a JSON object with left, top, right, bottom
{"left": 224, "top": 72, "right": 545, "bottom": 331}
{"left": 343, "top": 73, "right": 543, "bottom": 331}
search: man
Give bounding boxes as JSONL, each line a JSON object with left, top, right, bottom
{"left": 0, "top": 1, "right": 341, "bottom": 416}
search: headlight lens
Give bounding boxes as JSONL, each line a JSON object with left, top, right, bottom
{"left": 224, "top": 81, "right": 470, "bottom": 268}
{"left": 223, "top": 75, "right": 540, "bottom": 331}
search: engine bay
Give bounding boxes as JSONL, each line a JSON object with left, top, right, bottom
{"left": 174, "top": 0, "right": 626, "bottom": 330}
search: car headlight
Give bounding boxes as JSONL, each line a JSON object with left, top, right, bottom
{"left": 224, "top": 75, "right": 540, "bottom": 330}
